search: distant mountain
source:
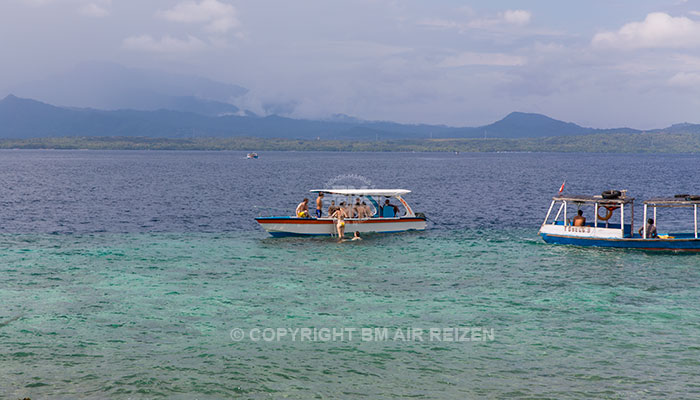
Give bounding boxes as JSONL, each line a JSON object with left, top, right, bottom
{"left": 6, "top": 61, "right": 248, "bottom": 116}
{"left": 471, "top": 112, "right": 592, "bottom": 137}
{"left": 2, "top": 94, "right": 696, "bottom": 140}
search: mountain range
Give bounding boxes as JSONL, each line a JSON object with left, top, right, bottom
{"left": 3, "top": 62, "right": 700, "bottom": 141}
{"left": 4, "top": 93, "right": 700, "bottom": 140}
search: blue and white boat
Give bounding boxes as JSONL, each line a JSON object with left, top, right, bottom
{"left": 539, "top": 192, "right": 700, "bottom": 251}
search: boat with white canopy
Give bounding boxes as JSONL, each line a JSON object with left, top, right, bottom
{"left": 539, "top": 191, "right": 700, "bottom": 251}
{"left": 255, "top": 189, "right": 426, "bottom": 237}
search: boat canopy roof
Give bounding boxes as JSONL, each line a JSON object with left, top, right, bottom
{"left": 552, "top": 194, "right": 635, "bottom": 204}
{"left": 644, "top": 197, "right": 700, "bottom": 206}
{"left": 310, "top": 189, "right": 411, "bottom": 197}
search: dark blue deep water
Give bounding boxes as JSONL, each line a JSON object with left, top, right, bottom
{"left": 0, "top": 150, "right": 699, "bottom": 399}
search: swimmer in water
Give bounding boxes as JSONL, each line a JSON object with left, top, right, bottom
{"left": 351, "top": 231, "right": 362, "bottom": 241}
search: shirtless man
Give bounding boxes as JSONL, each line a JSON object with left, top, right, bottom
{"left": 573, "top": 210, "right": 586, "bottom": 226}
{"left": 328, "top": 200, "right": 339, "bottom": 217}
{"left": 342, "top": 201, "right": 353, "bottom": 218}
{"left": 362, "top": 201, "right": 372, "bottom": 218}
{"left": 638, "top": 218, "right": 658, "bottom": 238}
{"left": 315, "top": 192, "right": 324, "bottom": 218}
{"left": 296, "top": 198, "right": 310, "bottom": 218}
{"left": 353, "top": 198, "right": 363, "bottom": 218}
{"left": 332, "top": 206, "right": 348, "bottom": 239}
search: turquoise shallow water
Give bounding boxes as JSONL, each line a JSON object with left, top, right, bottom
{"left": 1, "top": 229, "right": 699, "bottom": 399}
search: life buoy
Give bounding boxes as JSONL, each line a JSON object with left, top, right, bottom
{"left": 597, "top": 206, "right": 616, "bottom": 221}
{"left": 602, "top": 190, "right": 621, "bottom": 199}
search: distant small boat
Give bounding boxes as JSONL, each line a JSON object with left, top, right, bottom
{"left": 246, "top": 152, "right": 258, "bottom": 159}
{"left": 540, "top": 190, "right": 700, "bottom": 251}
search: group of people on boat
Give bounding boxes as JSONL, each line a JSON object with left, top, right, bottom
{"left": 293, "top": 193, "right": 402, "bottom": 240}
{"left": 295, "top": 193, "right": 400, "bottom": 220}
{"left": 572, "top": 209, "right": 658, "bottom": 238}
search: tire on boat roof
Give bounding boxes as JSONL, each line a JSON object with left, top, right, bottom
{"left": 687, "top": 195, "right": 700, "bottom": 201}
{"left": 675, "top": 194, "right": 690, "bottom": 198}
{"left": 601, "top": 190, "right": 621, "bottom": 199}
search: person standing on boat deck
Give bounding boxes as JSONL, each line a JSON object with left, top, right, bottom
{"left": 315, "top": 192, "right": 324, "bottom": 218}
{"left": 360, "top": 201, "right": 371, "bottom": 219}
{"left": 296, "top": 198, "right": 310, "bottom": 218}
{"left": 331, "top": 207, "right": 348, "bottom": 238}
{"left": 573, "top": 210, "right": 586, "bottom": 226}
{"left": 328, "top": 200, "right": 339, "bottom": 217}
{"left": 639, "top": 218, "right": 658, "bottom": 238}
{"left": 353, "top": 198, "right": 362, "bottom": 218}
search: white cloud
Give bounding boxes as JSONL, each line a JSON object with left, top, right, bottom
{"left": 78, "top": 2, "right": 109, "bottom": 17}
{"left": 503, "top": 10, "right": 531, "bottom": 26}
{"left": 419, "top": 9, "right": 531, "bottom": 31}
{"left": 468, "top": 9, "right": 532, "bottom": 29}
{"left": 439, "top": 52, "right": 526, "bottom": 67}
{"left": 690, "top": 11, "right": 700, "bottom": 17}
{"left": 592, "top": 12, "right": 700, "bottom": 49}
{"left": 668, "top": 72, "right": 700, "bottom": 87}
{"left": 122, "top": 35, "right": 207, "bottom": 53}
{"left": 160, "top": 0, "right": 239, "bottom": 34}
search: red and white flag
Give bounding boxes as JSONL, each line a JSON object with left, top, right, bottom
{"left": 558, "top": 180, "right": 566, "bottom": 195}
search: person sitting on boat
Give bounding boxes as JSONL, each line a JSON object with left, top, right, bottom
{"left": 573, "top": 210, "right": 586, "bottom": 227}
{"left": 361, "top": 201, "right": 372, "bottom": 218}
{"left": 331, "top": 206, "right": 348, "bottom": 238}
{"left": 638, "top": 218, "right": 658, "bottom": 238}
{"left": 315, "top": 192, "right": 324, "bottom": 218}
{"left": 296, "top": 198, "right": 310, "bottom": 218}
{"left": 382, "top": 199, "right": 400, "bottom": 217}
{"left": 328, "top": 200, "right": 339, "bottom": 217}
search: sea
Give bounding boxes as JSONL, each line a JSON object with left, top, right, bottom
{"left": 0, "top": 150, "right": 699, "bottom": 399}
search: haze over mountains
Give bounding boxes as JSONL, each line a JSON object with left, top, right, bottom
{"left": 2, "top": 62, "right": 700, "bottom": 140}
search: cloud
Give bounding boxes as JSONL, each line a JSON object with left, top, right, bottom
{"left": 160, "top": 0, "right": 239, "bottom": 34}
{"left": 503, "top": 10, "right": 531, "bottom": 26}
{"left": 592, "top": 12, "right": 700, "bottom": 49}
{"left": 122, "top": 35, "right": 207, "bottom": 53}
{"left": 78, "top": 2, "right": 109, "bottom": 17}
{"left": 419, "top": 9, "right": 531, "bottom": 31}
{"left": 668, "top": 72, "right": 700, "bottom": 87}
{"left": 468, "top": 9, "right": 532, "bottom": 29}
{"left": 439, "top": 52, "right": 526, "bottom": 67}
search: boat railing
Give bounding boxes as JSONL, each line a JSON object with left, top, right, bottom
{"left": 254, "top": 206, "right": 293, "bottom": 217}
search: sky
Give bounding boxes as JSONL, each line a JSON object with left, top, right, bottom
{"left": 2, "top": 0, "right": 700, "bottom": 129}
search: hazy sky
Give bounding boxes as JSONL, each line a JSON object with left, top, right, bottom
{"left": 2, "top": 0, "right": 700, "bottom": 128}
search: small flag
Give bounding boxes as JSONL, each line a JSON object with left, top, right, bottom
{"left": 558, "top": 180, "right": 566, "bottom": 195}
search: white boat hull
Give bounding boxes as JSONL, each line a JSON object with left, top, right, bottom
{"left": 255, "top": 217, "right": 427, "bottom": 237}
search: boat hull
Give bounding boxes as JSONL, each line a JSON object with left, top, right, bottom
{"left": 256, "top": 216, "right": 427, "bottom": 237}
{"left": 540, "top": 233, "right": 700, "bottom": 251}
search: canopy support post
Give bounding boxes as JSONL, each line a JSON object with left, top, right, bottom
{"left": 553, "top": 202, "right": 564, "bottom": 223}
{"left": 564, "top": 201, "right": 567, "bottom": 226}
{"left": 543, "top": 200, "right": 555, "bottom": 225}
{"left": 620, "top": 203, "right": 625, "bottom": 237}
{"left": 594, "top": 203, "right": 598, "bottom": 228}
{"left": 630, "top": 202, "right": 634, "bottom": 239}
{"left": 643, "top": 204, "right": 648, "bottom": 239}
{"left": 695, "top": 204, "right": 698, "bottom": 239}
